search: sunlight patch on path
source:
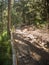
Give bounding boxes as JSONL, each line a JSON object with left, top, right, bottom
{"left": 15, "top": 28, "right": 49, "bottom": 52}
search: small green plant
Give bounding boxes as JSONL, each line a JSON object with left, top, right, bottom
{"left": 0, "top": 31, "right": 12, "bottom": 65}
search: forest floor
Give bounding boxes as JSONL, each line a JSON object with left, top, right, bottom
{"left": 13, "top": 25, "right": 49, "bottom": 65}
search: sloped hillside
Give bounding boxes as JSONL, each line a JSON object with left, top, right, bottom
{"left": 13, "top": 26, "right": 49, "bottom": 65}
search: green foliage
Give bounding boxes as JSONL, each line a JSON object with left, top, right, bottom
{"left": 0, "top": 1, "right": 12, "bottom": 65}
{"left": 0, "top": 31, "right": 12, "bottom": 65}
{"left": 11, "top": 9, "right": 23, "bottom": 27}
{"left": 0, "top": 0, "right": 48, "bottom": 65}
{"left": 12, "top": 0, "right": 47, "bottom": 26}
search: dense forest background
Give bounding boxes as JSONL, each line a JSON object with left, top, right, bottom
{"left": 0, "top": 0, "right": 49, "bottom": 65}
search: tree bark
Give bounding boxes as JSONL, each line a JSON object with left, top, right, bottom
{"left": 8, "top": 0, "right": 11, "bottom": 35}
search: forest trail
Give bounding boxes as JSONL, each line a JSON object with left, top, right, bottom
{"left": 13, "top": 26, "right": 49, "bottom": 65}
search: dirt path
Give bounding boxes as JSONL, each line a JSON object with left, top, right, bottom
{"left": 13, "top": 26, "right": 49, "bottom": 65}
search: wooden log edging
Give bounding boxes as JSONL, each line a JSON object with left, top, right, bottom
{"left": 11, "top": 31, "right": 17, "bottom": 65}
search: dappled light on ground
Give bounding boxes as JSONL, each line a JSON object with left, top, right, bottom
{"left": 13, "top": 26, "right": 49, "bottom": 65}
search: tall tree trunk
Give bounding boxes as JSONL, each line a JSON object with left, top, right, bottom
{"left": 8, "top": 0, "right": 11, "bottom": 35}
{"left": 46, "top": 0, "right": 49, "bottom": 30}
{"left": 22, "top": 10, "right": 25, "bottom": 24}
{"left": 8, "top": 0, "right": 14, "bottom": 35}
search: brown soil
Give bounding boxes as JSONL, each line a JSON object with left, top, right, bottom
{"left": 13, "top": 26, "right": 49, "bottom": 65}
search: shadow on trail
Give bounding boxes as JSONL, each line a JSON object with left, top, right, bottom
{"left": 13, "top": 33, "right": 49, "bottom": 65}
